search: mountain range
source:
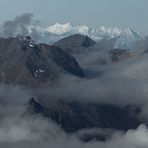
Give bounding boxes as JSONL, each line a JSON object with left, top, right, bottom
{"left": 0, "top": 35, "right": 85, "bottom": 86}
{"left": 26, "top": 23, "right": 142, "bottom": 49}
{"left": 0, "top": 32, "right": 148, "bottom": 143}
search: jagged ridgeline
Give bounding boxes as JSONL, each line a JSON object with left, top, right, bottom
{"left": 0, "top": 35, "right": 85, "bottom": 86}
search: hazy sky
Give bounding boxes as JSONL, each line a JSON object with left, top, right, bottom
{"left": 0, "top": 0, "right": 147, "bottom": 33}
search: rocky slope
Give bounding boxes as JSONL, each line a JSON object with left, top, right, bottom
{"left": 0, "top": 36, "right": 85, "bottom": 86}
{"left": 27, "top": 98, "right": 142, "bottom": 141}
{"left": 54, "top": 34, "right": 96, "bottom": 53}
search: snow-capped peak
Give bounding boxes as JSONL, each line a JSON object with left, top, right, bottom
{"left": 98, "top": 26, "right": 122, "bottom": 37}
{"left": 46, "top": 22, "right": 74, "bottom": 34}
{"left": 76, "top": 25, "right": 90, "bottom": 34}
{"left": 46, "top": 22, "right": 94, "bottom": 36}
{"left": 121, "top": 28, "right": 140, "bottom": 39}
{"left": 45, "top": 23, "right": 141, "bottom": 41}
{"left": 20, "top": 22, "right": 142, "bottom": 49}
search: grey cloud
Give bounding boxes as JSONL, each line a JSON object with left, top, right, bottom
{"left": 0, "top": 124, "right": 148, "bottom": 148}
{"left": 1, "top": 13, "right": 42, "bottom": 42}
{"left": 3, "top": 13, "right": 33, "bottom": 37}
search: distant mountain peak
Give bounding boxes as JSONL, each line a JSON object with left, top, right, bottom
{"left": 14, "top": 23, "right": 142, "bottom": 49}
{"left": 54, "top": 34, "right": 96, "bottom": 53}
{"left": 121, "top": 28, "right": 141, "bottom": 39}
{"left": 46, "top": 22, "right": 74, "bottom": 35}
{"left": 98, "top": 26, "right": 122, "bottom": 37}
{"left": 46, "top": 23, "right": 141, "bottom": 41}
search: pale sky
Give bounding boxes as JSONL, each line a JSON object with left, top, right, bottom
{"left": 0, "top": 0, "right": 147, "bottom": 33}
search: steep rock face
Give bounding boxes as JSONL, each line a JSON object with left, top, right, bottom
{"left": 36, "top": 44, "right": 85, "bottom": 77}
{"left": 54, "top": 34, "right": 96, "bottom": 53}
{"left": 28, "top": 98, "right": 141, "bottom": 133}
{"left": 0, "top": 36, "right": 85, "bottom": 86}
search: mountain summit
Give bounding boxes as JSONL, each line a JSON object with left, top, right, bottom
{"left": 54, "top": 34, "right": 96, "bottom": 53}
{"left": 46, "top": 23, "right": 140, "bottom": 40}
{"left": 3, "top": 22, "right": 141, "bottom": 49}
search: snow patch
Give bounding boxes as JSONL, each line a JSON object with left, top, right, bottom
{"left": 39, "top": 69, "right": 45, "bottom": 73}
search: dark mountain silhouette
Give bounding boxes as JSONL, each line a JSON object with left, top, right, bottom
{"left": 0, "top": 36, "right": 85, "bottom": 86}
{"left": 54, "top": 34, "right": 96, "bottom": 53}
{"left": 27, "top": 98, "right": 142, "bottom": 137}
{"left": 0, "top": 34, "right": 144, "bottom": 143}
